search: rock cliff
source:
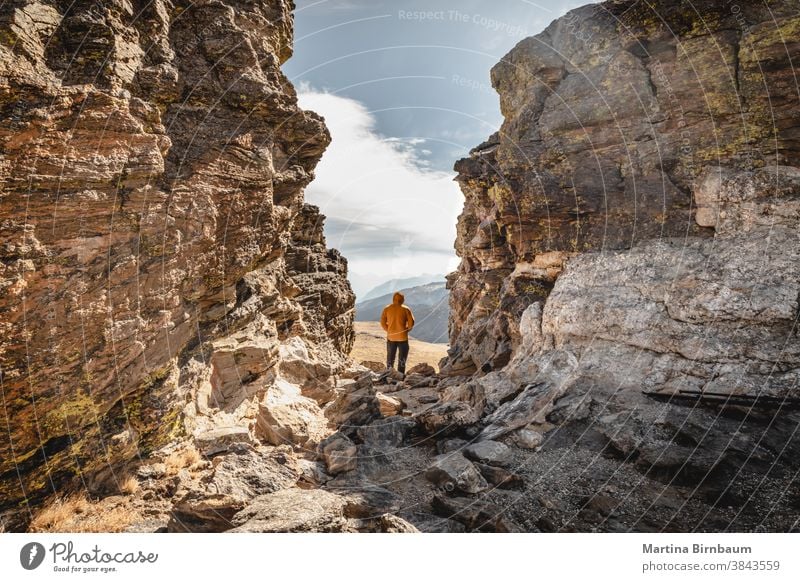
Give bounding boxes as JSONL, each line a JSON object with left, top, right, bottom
{"left": 430, "top": 0, "right": 800, "bottom": 529}
{"left": 0, "top": 0, "right": 356, "bottom": 530}
{"left": 445, "top": 0, "right": 800, "bottom": 376}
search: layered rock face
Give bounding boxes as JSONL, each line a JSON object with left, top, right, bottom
{"left": 432, "top": 0, "right": 800, "bottom": 528}
{"left": 446, "top": 0, "right": 800, "bottom": 375}
{"left": 0, "top": 0, "right": 355, "bottom": 529}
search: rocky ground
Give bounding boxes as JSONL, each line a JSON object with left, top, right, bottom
{"left": 27, "top": 357, "right": 798, "bottom": 533}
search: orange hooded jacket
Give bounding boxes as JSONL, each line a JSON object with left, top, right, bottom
{"left": 380, "top": 292, "right": 415, "bottom": 342}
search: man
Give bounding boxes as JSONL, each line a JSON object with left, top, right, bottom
{"left": 380, "top": 291, "right": 415, "bottom": 375}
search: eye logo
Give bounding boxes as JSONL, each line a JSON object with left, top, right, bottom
{"left": 20, "top": 542, "right": 46, "bottom": 570}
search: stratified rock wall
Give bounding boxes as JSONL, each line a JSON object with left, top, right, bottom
{"left": 0, "top": 0, "right": 354, "bottom": 529}
{"left": 446, "top": 0, "right": 800, "bottom": 375}
{"left": 431, "top": 0, "right": 800, "bottom": 523}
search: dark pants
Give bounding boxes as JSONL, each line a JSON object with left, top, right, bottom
{"left": 386, "top": 340, "right": 409, "bottom": 374}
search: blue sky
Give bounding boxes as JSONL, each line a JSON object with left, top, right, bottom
{"left": 284, "top": 0, "right": 592, "bottom": 296}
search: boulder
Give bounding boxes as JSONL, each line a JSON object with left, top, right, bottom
{"left": 417, "top": 401, "right": 482, "bottom": 435}
{"left": 408, "top": 362, "right": 436, "bottom": 376}
{"left": 360, "top": 360, "right": 386, "bottom": 372}
{"left": 324, "top": 374, "right": 381, "bottom": 435}
{"left": 474, "top": 463, "right": 524, "bottom": 489}
{"left": 424, "top": 453, "right": 488, "bottom": 495}
{"left": 277, "top": 337, "right": 337, "bottom": 405}
{"left": 479, "top": 382, "right": 562, "bottom": 441}
{"left": 208, "top": 449, "right": 298, "bottom": 501}
{"left": 340, "top": 485, "right": 401, "bottom": 518}
{"left": 319, "top": 433, "right": 358, "bottom": 475}
{"left": 230, "top": 489, "right": 350, "bottom": 532}
{"left": 169, "top": 493, "right": 245, "bottom": 533}
{"left": 296, "top": 459, "right": 332, "bottom": 489}
{"left": 431, "top": 494, "right": 522, "bottom": 533}
{"left": 417, "top": 381, "right": 486, "bottom": 435}
{"left": 436, "top": 438, "right": 468, "bottom": 455}
{"left": 377, "top": 392, "right": 405, "bottom": 417}
{"left": 368, "top": 514, "right": 420, "bottom": 533}
{"left": 357, "top": 417, "right": 416, "bottom": 450}
{"left": 463, "top": 441, "right": 512, "bottom": 467}
{"left": 256, "top": 380, "right": 330, "bottom": 448}
{"left": 510, "top": 428, "right": 545, "bottom": 450}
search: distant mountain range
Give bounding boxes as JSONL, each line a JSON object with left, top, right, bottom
{"left": 355, "top": 281, "right": 449, "bottom": 344}
{"left": 361, "top": 274, "right": 445, "bottom": 302}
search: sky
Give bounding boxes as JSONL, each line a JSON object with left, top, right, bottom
{"left": 284, "top": 0, "right": 592, "bottom": 297}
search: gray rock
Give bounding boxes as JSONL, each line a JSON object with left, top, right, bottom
{"left": 510, "top": 428, "right": 544, "bottom": 449}
{"left": 230, "top": 489, "right": 351, "bottom": 532}
{"left": 339, "top": 485, "right": 401, "bottom": 519}
{"left": 436, "top": 438, "right": 468, "bottom": 455}
{"left": 194, "top": 427, "right": 252, "bottom": 456}
{"left": 424, "top": 453, "right": 488, "bottom": 494}
{"left": 479, "top": 382, "right": 562, "bottom": 441}
{"left": 357, "top": 416, "right": 416, "bottom": 450}
{"left": 431, "top": 494, "right": 522, "bottom": 532}
{"left": 209, "top": 449, "right": 298, "bottom": 501}
{"left": 474, "top": 463, "right": 524, "bottom": 489}
{"left": 296, "top": 459, "right": 331, "bottom": 488}
{"left": 324, "top": 374, "right": 381, "bottom": 436}
{"left": 463, "top": 441, "right": 512, "bottom": 467}
{"left": 416, "top": 382, "right": 486, "bottom": 435}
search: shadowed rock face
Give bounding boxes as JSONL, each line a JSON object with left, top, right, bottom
{"left": 0, "top": 0, "right": 354, "bottom": 529}
{"left": 445, "top": 0, "right": 800, "bottom": 375}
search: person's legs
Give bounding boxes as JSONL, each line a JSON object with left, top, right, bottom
{"left": 397, "top": 341, "right": 410, "bottom": 374}
{"left": 386, "top": 340, "right": 398, "bottom": 369}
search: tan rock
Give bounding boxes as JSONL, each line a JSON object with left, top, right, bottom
{"left": 319, "top": 433, "right": 358, "bottom": 475}
{"left": 377, "top": 393, "right": 405, "bottom": 417}
{"left": 255, "top": 380, "right": 330, "bottom": 449}
{"left": 0, "top": 0, "right": 354, "bottom": 530}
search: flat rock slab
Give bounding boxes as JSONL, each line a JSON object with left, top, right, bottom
{"left": 230, "top": 489, "right": 350, "bottom": 533}
{"left": 463, "top": 440, "right": 512, "bottom": 467}
{"left": 194, "top": 426, "right": 252, "bottom": 456}
{"left": 210, "top": 449, "right": 298, "bottom": 501}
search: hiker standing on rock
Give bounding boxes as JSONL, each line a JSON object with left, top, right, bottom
{"left": 380, "top": 292, "right": 415, "bottom": 376}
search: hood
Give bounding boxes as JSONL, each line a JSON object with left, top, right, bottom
{"left": 392, "top": 292, "right": 404, "bottom": 305}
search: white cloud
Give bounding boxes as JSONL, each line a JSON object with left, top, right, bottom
{"left": 297, "top": 88, "right": 463, "bottom": 283}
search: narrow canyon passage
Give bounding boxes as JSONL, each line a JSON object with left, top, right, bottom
{"left": 1, "top": 0, "right": 799, "bottom": 534}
